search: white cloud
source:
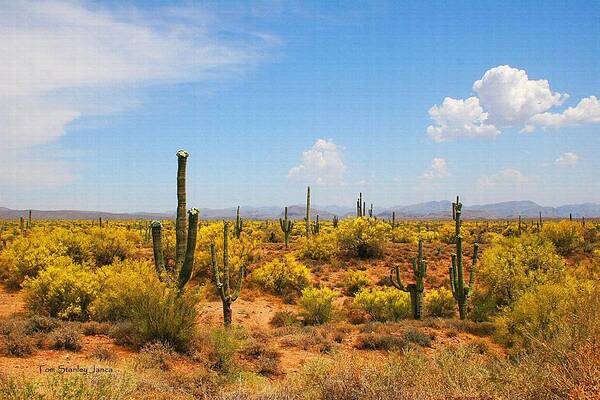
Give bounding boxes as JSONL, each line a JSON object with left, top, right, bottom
{"left": 0, "top": 0, "right": 273, "bottom": 150}
{"left": 422, "top": 158, "right": 450, "bottom": 180}
{"left": 0, "top": 150, "right": 76, "bottom": 187}
{"left": 524, "top": 96, "right": 600, "bottom": 132}
{"left": 555, "top": 152, "right": 578, "bottom": 166}
{"left": 473, "top": 65, "right": 568, "bottom": 127}
{"left": 426, "top": 65, "right": 600, "bottom": 140}
{"left": 477, "top": 168, "right": 531, "bottom": 189}
{"left": 288, "top": 139, "right": 346, "bottom": 185}
{"left": 426, "top": 97, "right": 499, "bottom": 142}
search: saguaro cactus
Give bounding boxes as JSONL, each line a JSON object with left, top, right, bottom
{"left": 332, "top": 215, "right": 339, "bottom": 228}
{"left": 279, "top": 207, "right": 294, "bottom": 248}
{"left": 306, "top": 186, "right": 311, "bottom": 238}
{"left": 27, "top": 210, "right": 32, "bottom": 229}
{"left": 448, "top": 196, "right": 479, "bottom": 320}
{"left": 368, "top": 204, "right": 373, "bottom": 218}
{"left": 234, "top": 206, "right": 243, "bottom": 238}
{"left": 151, "top": 150, "right": 199, "bottom": 292}
{"left": 391, "top": 211, "right": 396, "bottom": 229}
{"left": 390, "top": 239, "right": 427, "bottom": 319}
{"left": 311, "top": 215, "right": 320, "bottom": 235}
{"left": 211, "top": 222, "right": 245, "bottom": 327}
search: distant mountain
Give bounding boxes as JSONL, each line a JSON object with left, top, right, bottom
{"left": 1, "top": 201, "right": 599, "bottom": 221}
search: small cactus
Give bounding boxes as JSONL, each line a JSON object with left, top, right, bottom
{"left": 234, "top": 206, "right": 243, "bottom": 238}
{"left": 311, "top": 215, "right": 320, "bottom": 235}
{"left": 279, "top": 207, "right": 294, "bottom": 248}
{"left": 211, "top": 222, "right": 245, "bottom": 327}
{"left": 390, "top": 239, "right": 427, "bottom": 319}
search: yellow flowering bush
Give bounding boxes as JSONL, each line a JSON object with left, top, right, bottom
{"left": 343, "top": 270, "right": 372, "bottom": 295}
{"left": 541, "top": 220, "right": 585, "bottom": 256}
{"left": 337, "top": 217, "right": 389, "bottom": 259}
{"left": 250, "top": 255, "right": 312, "bottom": 296}
{"left": 301, "top": 232, "right": 338, "bottom": 261}
{"left": 353, "top": 287, "right": 411, "bottom": 321}
{"left": 424, "top": 287, "right": 455, "bottom": 318}
{"left": 299, "top": 287, "right": 339, "bottom": 325}
{"left": 22, "top": 258, "right": 100, "bottom": 321}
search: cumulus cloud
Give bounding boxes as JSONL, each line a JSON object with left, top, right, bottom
{"left": 477, "top": 168, "right": 531, "bottom": 189}
{"left": 427, "top": 65, "right": 597, "bottom": 140}
{"left": 524, "top": 96, "right": 600, "bottom": 132}
{"left": 555, "top": 152, "right": 578, "bottom": 166}
{"left": 427, "top": 97, "right": 499, "bottom": 142}
{"left": 422, "top": 158, "right": 450, "bottom": 180}
{"left": 473, "top": 65, "right": 568, "bottom": 127}
{"left": 288, "top": 139, "right": 346, "bottom": 185}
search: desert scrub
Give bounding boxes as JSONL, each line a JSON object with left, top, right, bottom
{"left": 299, "top": 287, "right": 339, "bottom": 325}
{"left": 270, "top": 311, "right": 299, "bottom": 327}
{"left": 133, "top": 341, "right": 177, "bottom": 371}
{"left": 48, "top": 326, "right": 83, "bottom": 351}
{"left": 301, "top": 231, "right": 338, "bottom": 261}
{"left": 0, "top": 320, "right": 36, "bottom": 357}
{"left": 250, "top": 255, "right": 311, "bottom": 296}
{"left": 541, "top": 220, "right": 585, "bottom": 256}
{"left": 205, "top": 327, "right": 244, "bottom": 372}
{"left": 23, "top": 258, "right": 100, "bottom": 321}
{"left": 89, "top": 227, "right": 138, "bottom": 266}
{"left": 0, "top": 231, "right": 69, "bottom": 288}
{"left": 354, "top": 287, "right": 411, "bottom": 321}
{"left": 337, "top": 217, "right": 389, "bottom": 259}
{"left": 49, "top": 227, "right": 94, "bottom": 264}
{"left": 128, "top": 285, "right": 199, "bottom": 353}
{"left": 343, "top": 270, "right": 372, "bottom": 295}
{"left": 355, "top": 333, "right": 406, "bottom": 350}
{"left": 91, "top": 259, "right": 161, "bottom": 321}
{"left": 475, "top": 234, "right": 565, "bottom": 319}
{"left": 424, "top": 287, "right": 456, "bottom": 318}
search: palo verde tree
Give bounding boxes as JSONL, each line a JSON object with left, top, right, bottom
{"left": 210, "top": 221, "right": 245, "bottom": 327}
{"left": 448, "top": 196, "right": 479, "bottom": 319}
{"left": 390, "top": 239, "right": 427, "bottom": 319}
{"left": 150, "top": 150, "right": 199, "bottom": 293}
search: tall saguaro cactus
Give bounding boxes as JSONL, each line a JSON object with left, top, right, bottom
{"left": 234, "top": 206, "right": 243, "bottom": 238}
{"left": 211, "top": 222, "right": 245, "bottom": 327}
{"left": 448, "top": 196, "right": 479, "bottom": 320}
{"left": 311, "top": 215, "right": 320, "bottom": 235}
{"left": 390, "top": 239, "right": 427, "bottom": 319}
{"left": 175, "top": 150, "right": 189, "bottom": 272}
{"left": 357, "top": 192, "right": 363, "bottom": 218}
{"left": 279, "top": 207, "right": 294, "bottom": 248}
{"left": 151, "top": 150, "right": 199, "bottom": 293}
{"left": 305, "top": 186, "right": 311, "bottom": 238}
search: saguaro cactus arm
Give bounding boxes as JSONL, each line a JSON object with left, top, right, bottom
{"left": 390, "top": 265, "right": 407, "bottom": 292}
{"left": 178, "top": 208, "right": 199, "bottom": 291}
{"left": 210, "top": 244, "right": 226, "bottom": 302}
{"left": 151, "top": 221, "right": 165, "bottom": 274}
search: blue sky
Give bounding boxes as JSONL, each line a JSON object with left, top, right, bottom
{"left": 1, "top": 0, "right": 599, "bottom": 212}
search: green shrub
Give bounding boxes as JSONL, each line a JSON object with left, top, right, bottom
{"left": 128, "top": 285, "right": 199, "bottom": 352}
{"left": 22, "top": 258, "right": 100, "bottom": 321}
{"left": 354, "top": 288, "right": 411, "bottom": 321}
{"left": 541, "top": 220, "right": 585, "bottom": 256}
{"left": 250, "top": 255, "right": 311, "bottom": 296}
{"left": 207, "top": 327, "right": 243, "bottom": 372}
{"left": 299, "top": 287, "right": 339, "bottom": 325}
{"left": 343, "top": 270, "right": 372, "bottom": 295}
{"left": 270, "top": 311, "right": 299, "bottom": 327}
{"left": 424, "top": 287, "right": 455, "bottom": 318}
{"left": 337, "top": 217, "right": 389, "bottom": 259}
{"left": 91, "top": 259, "right": 160, "bottom": 322}
{"left": 302, "top": 232, "right": 338, "bottom": 261}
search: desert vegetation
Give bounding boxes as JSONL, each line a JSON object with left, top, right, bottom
{"left": 0, "top": 151, "right": 598, "bottom": 399}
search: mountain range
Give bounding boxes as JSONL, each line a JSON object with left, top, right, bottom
{"left": 1, "top": 200, "right": 599, "bottom": 221}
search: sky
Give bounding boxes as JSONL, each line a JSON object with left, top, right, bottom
{"left": 1, "top": 0, "right": 600, "bottom": 212}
